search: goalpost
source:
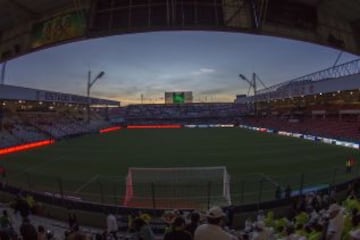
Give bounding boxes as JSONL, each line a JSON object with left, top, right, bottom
{"left": 123, "top": 166, "right": 231, "bottom": 208}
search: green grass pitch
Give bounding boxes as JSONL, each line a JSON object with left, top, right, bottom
{"left": 0, "top": 128, "right": 358, "bottom": 207}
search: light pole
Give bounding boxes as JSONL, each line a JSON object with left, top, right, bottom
{"left": 1, "top": 61, "right": 7, "bottom": 85}
{"left": 87, "top": 70, "right": 104, "bottom": 123}
{"left": 239, "top": 73, "right": 256, "bottom": 114}
{"left": 239, "top": 73, "right": 267, "bottom": 115}
{"left": 239, "top": 73, "right": 256, "bottom": 96}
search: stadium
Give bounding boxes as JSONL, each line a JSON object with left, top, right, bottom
{"left": 0, "top": 0, "right": 360, "bottom": 239}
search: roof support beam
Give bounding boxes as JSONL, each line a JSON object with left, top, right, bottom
{"left": 6, "top": 0, "right": 40, "bottom": 17}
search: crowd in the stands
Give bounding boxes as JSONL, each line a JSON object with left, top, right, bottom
{"left": 0, "top": 192, "right": 98, "bottom": 240}
{"left": 3, "top": 103, "right": 359, "bottom": 148}
{"left": 110, "top": 103, "right": 247, "bottom": 125}
{"left": 113, "top": 181, "right": 360, "bottom": 240}
{"left": 0, "top": 111, "right": 111, "bottom": 148}
{"left": 109, "top": 103, "right": 360, "bottom": 142}
{"left": 245, "top": 115, "right": 360, "bottom": 141}
{"left": 2, "top": 181, "right": 359, "bottom": 240}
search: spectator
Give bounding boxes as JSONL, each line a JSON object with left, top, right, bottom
{"left": 14, "top": 194, "right": 31, "bottom": 220}
{"left": 162, "top": 210, "right": 178, "bottom": 234}
{"left": 106, "top": 212, "right": 118, "bottom": 240}
{"left": 132, "top": 217, "right": 155, "bottom": 240}
{"left": 264, "top": 211, "right": 274, "bottom": 228}
{"left": 250, "top": 221, "right": 273, "bottom": 240}
{"left": 185, "top": 212, "right": 200, "bottom": 237}
{"left": 275, "top": 186, "right": 282, "bottom": 200}
{"left": 308, "top": 222, "right": 323, "bottom": 240}
{"left": 325, "top": 203, "right": 344, "bottom": 240}
{"left": 25, "top": 195, "right": 35, "bottom": 212}
{"left": 244, "top": 217, "right": 253, "bottom": 233}
{"left": 194, "top": 206, "right": 237, "bottom": 240}
{"left": 66, "top": 229, "right": 87, "bottom": 240}
{"left": 285, "top": 185, "right": 292, "bottom": 199}
{"left": 37, "top": 226, "right": 46, "bottom": 240}
{"left": 257, "top": 210, "right": 265, "bottom": 222}
{"left": 128, "top": 212, "right": 137, "bottom": 233}
{"left": 0, "top": 209, "right": 16, "bottom": 239}
{"left": 225, "top": 207, "right": 234, "bottom": 228}
{"left": 163, "top": 216, "right": 192, "bottom": 240}
{"left": 0, "top": 210, "right": 12, "bottom": 229}
{"left": 68, "top": 212, "right": 78, "bottom": 232}
{"left": 20, "top": 217, "right": 37, "bottom": 240}
{"left": 330, "top": 188, "right": 337, "bottom": 202}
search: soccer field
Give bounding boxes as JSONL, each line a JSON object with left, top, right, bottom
{"left": 0, "top": 128, "right": 358, "bottom": 208}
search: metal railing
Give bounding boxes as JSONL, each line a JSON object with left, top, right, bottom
{"left": 2, "top": 164, "right": 359, "bottom": 210}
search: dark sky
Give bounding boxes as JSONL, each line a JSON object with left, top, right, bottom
{"left": 4, "top": 31, "right": 358, "bottom": 105}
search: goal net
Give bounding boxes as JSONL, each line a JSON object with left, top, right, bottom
{"left": 123, "top": 166, "right": 231, "bottom": 209}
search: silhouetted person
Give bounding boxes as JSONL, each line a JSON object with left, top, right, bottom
{"left": 164, "top": 216, "right": 192, "bottom": 240}
{"left": 15, "top": 196, "right": 31, "bottom": 220}
{"left": 20, "top": 218, "right": 37, "bottom": 240}
{"left": 185, "top": 212, "right": 200, "bottom": 237}
{"left": 275, "top": 186, "right": 282, "bottom": 200}
{"left": 68, "top": 212, "right": 78, "bottom": 232}
{"left": 285, "top": 185, "right": 292, "bottom": 199}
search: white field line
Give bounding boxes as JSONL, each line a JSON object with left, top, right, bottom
{"left": 258, "top": 172, "right": 279, "bottom": 187}
{"left": 74, "top": 175, "right": 99, "bottom": 194}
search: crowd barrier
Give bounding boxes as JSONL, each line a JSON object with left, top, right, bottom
{"left": 2, "top": 163, "right": 359, "bottom": 211}
{"left": 0, "top": 170, "right": 358, "bottom": 218}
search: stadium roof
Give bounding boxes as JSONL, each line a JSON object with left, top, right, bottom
{"left": 0, "top": 0, "right": 76, "bottom": 31}
{"left": 0, "top": 0, "right": 360, "bottom": 62}
{"left": 0, "top": 84, "right": 120, "bottom": 106}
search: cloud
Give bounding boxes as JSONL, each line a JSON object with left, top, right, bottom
{"left": 191, "top": 68, "right": 216, "bottom": 76}
{"left": 199, "top": 88, "right": 231, "bottom": 95}
{"left": 199, "top": 84, "right": 244, "bottom": 93}
{"left": 92, "top": 85, "right": 141, "bottom": 99}
{"left": 200, "top": 68, "right": 215, "bottom": 73}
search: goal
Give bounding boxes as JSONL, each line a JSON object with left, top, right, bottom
{"left": 123, "top": 166, "right": 231, "bottom": 209}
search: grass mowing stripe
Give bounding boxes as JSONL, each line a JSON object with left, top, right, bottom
{"left": 0, "top": 128, "right": 358, "bottom": 206}
{"left": 11, "top": 155, "right": 67, "bottom": 177}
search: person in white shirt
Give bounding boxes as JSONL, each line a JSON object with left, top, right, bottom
{"left": 326, "top": 203, "right": 344, "bottom": 240}
{"left": 194, "top": 206, "right": 238, "bottom": 240}
{"left": 106, "top": 213, "right": 118, "bottom": 240}
{"left": 244, "top": 218, "right": 253, "bottom": 233}
{"left": 257, "top": 210, "right": 265, "bottom": 222}
{"left": 250, "top": 221, "right": 273, "bottom": 240}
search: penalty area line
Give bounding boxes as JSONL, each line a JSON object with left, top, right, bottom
{"left": 74, "top": 175, "right": 99, "bottom": 194}
{"left": 258, "top": 172, "right": 279, "bottom": 187}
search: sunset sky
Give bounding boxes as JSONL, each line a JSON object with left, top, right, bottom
{"left": 4, "top": 31, "right": 358, "bottom": 105}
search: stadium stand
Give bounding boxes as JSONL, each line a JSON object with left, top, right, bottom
{"left": 0, "top": 85, "right": 118, "bottom": 149}
{"left": 0, "top": 111, "right": 112, "bottom": 148}
{"left": 110, "top": 103, "right": 247, "bottom": 125}
{"left": 0, "top": 65, "right": 359, "bottom": 240}
{"left": 1, "top": 0, "right": 360, "bottom": 238}
{"left": 0, "top": 180, "right": 359, "bottom": 240}
{"left": 19, "top": 111, "right": 111, "bottom": 139}
{"left": 244, "top": 116, "right": 360, "bottom": 142}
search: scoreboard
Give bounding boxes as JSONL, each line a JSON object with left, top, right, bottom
{"left": 31, "top": 11, "right": 86, "bottom": 49}
{"left": 165, "top": 92, "right": 193, "bottom": 104}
